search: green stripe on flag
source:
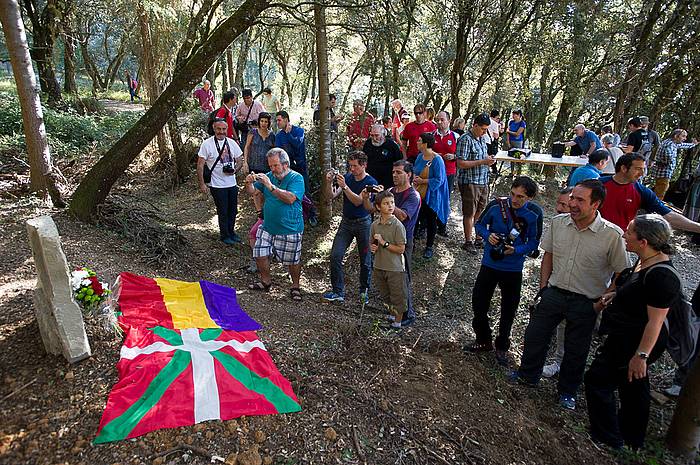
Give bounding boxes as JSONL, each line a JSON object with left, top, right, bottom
{"left": 151, "top": 326, "right": 183, "bottom": 345}
{"left": 200, "top": 328, "right": 223, "bottom": 342}
{"left": 94, "top": 350, "right": 191, "bottom": 444}
{"left": 211, "top": 350, "right": 301, "bottom": 414}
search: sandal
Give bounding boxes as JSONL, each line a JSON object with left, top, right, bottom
{"left": 290, "top": 287, "right": 303, "bottom": 301}
{"left": 249, "top": 281, "right": 271, "bottom": 292}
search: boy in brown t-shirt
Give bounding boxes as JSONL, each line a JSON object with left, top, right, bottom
{"left": 370, "top": 191, "right": 407, "bottom": 329}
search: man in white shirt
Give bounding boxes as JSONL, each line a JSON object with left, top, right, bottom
{"left": 197, "top": 118, "right": 244, "bottom": 244}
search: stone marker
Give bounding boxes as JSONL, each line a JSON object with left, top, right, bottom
{"left": 26, "top": 216, "right": 91, "bottom": 363}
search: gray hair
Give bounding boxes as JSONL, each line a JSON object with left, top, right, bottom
{"left": 266, "top": 148, "right": 290, "bottom": 165}
{"left": 574, "top": 123, "right": 586, "bottom": 131}
{"left": 639, "top": 116, "right": 650, "bottom": 124}
{"left": 601, "top": 133, "right": 616, "bottom": 145}
{"left": 632, "top": 214, "right": 673, "bottom": 254}
{"left": 670, "top": 128, "right": 686, "bottom": 140}
{"left": 203, "top": 80, "right": 211, "bottom": 85}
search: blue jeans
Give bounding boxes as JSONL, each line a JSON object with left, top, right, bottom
{"left": 209, "top": 185, "right": 239, "bottom": 240}
{"left": 330, "top": 216, "right": 372, "bottom": 295}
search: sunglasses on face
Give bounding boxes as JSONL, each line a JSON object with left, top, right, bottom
{"left": 414, "top": 111, "right": 423, "bottom": 115}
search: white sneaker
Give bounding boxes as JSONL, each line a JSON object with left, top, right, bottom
{"left": 664, "top": 385, "right": 682, "bottom": 397}
{"left": 542, "top": 362, "right": 560, "bottom": 378}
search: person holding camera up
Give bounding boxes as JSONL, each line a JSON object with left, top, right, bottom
{"left": 323, "top": 151, "right": 378, "bottom": 304}
{"left": 197, "top": 118, "right": 244, "bottom": 244}
{"left": 466, "top": 176, "right": 540, "bottom": 366}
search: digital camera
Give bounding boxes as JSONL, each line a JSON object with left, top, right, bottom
{"left": 489, "top": 228, "right": 520, "bottom": 261}
{"left": 222, "top": 163, "right": 235, "bottom": 174}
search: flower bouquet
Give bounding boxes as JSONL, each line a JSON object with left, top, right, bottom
{"left": 71, "top": 267, "right": 111, "bottom": 311}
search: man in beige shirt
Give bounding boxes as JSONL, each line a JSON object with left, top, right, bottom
{"left": 511, "top": 179, "right": 628, "bottom": 411}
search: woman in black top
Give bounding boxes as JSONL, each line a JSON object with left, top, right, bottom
{"left": 584, "top": 214, "right": 680, "bottom": 450}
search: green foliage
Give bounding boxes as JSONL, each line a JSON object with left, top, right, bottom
{"left": 0, "top": 89, "right": 140, "bottom": 160}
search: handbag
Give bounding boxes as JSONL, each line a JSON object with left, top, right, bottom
{"left": 203, "top": 138, "right": 228, "bottom": 184}
{"left": 233, "top": 103, "right": 254, "bottom": 133}
{"left": 415, "top": 159, "right": 432, "bottom": 200}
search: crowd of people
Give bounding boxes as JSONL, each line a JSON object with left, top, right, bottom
{"left": 191, "top": 81, "right": 700, "bottom": 451}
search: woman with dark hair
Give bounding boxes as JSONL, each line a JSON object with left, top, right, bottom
{"left": 413, "top": 132, "right": 450, "bottom": 259}
{"left": 584, "top": 213, "right": 680, "bottom": 450}
{"left": 506, "top": 110, "right": 526, "bottom": 149}
{"left": 243, "top": 112, "right": 275, "bottom": 174}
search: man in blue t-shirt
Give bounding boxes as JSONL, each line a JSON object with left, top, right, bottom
{"left": 568, "top": 149, "right": 609, "bottom": 187}
{"left": 466, "top": 176, "right": 541, "bottom": 366}
{"left": 323, "top": 151, "right": 378, "bottom": 304}
{"left": 564, "top": 124, "right": 602, "bottom": 157}
{"left": 245, "top": 148, "right": 306, "bottom": 300}
{"left": 275, "top": 110, "right": 308, "bottom": 192}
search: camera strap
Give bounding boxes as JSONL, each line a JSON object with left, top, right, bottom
{"left": 211, "top": 137, "right": 230, "bottom": 172}
{"left": 497, "top": 197, "right": 513, "bottom": 226}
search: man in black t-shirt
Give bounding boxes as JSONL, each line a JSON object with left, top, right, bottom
{"left": 622, "top": 116, "right": 650, "bottom": 156}
{"left": 363, "top": 124, "right": 403, "bottom": 188}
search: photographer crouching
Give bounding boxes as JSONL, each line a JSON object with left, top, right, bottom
{"left": 466, "top": 176, "right": 541, "bottom": 366}
{"left": 197, "top": 117, "right": 244, "bottom": 244}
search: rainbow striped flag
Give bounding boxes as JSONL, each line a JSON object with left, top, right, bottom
{"left": 117, "top": 272, "right": 261, "bottom": 332}
{"left": 95, "top": 326, "right": 301, "bottom": 443}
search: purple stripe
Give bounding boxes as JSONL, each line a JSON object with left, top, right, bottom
{"left": 199, "top": 281, "right": 262, "bottom": 331}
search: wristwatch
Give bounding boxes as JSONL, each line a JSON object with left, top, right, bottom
{"left": 382, "top": 241, "right": 390, "bottom": 249}
{"left": 637, "top": 351, "right": 649, "bottom": 360}
{"left": 342, "top": 185, "right": 349, "bottom": 191}
{"left": 270, "top": 185, "right": 277, "bottom": 192}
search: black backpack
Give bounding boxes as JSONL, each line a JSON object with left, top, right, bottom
{"left": 643, "top": 264, "right": 700, "bottom": 366}
{"left": 207, "top": 107, "right": 229, "bottom": 136}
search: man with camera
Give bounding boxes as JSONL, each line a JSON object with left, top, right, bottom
{"left": 245, "top": 148, "right": 306, "bottom": 300}
{"left": 323, "top": 151, "right": 378, "bottom": 304}
{"left": 466, "top": 176, "right": 541, "bottom": 366}
{"left": 235, "top": 88, "right": 265, "bottom": 144}
{"left": 197, "top": 118, "right": 244, "bottom": 244}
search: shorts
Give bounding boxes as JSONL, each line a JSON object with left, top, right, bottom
{"left": 459, "top": 183, "right": 489, "bottom": 217}
{"left": 253, "top": 226, "right": 303, "bottom": 265}
{"left": 248, "top": 218, "right": 263, "bottom": 243}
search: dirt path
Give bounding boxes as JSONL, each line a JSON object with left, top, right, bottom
{"left": 99, "top": 99, "right": 145, "bottom": 113}
{"left": 0, "top": 168, "right": 696, "bottom": 464}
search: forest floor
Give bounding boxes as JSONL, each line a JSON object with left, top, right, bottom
{"left": 1, "top": 146, "right": 699, "bottom": 465}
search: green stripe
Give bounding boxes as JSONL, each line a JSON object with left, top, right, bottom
{"left": 94, "top": 350, "right": 191, "bottom": 444}
{"left": 151, "top": 326, "right": 183, "bottom": 345}
{"left": 200, "top": 328, "right": 223, "bottom": 342}
{"left": 211, "top": 350, "right": 301, "bottom": 414}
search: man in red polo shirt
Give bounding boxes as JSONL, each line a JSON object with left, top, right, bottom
{"left": 433, "top": 110, "right": 458, "bottom": 235}
{"left": 599, "top": 153, "right": 700, "bottom": 233}
{"left": 214, "top": 90, "right": 239, "bottom": 142}
{"left": 401, "top": 103, "right": 437, "bottom": 163}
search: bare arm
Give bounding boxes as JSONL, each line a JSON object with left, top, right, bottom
{"left": 456, "top": 157, "right": 494, "bottom": 169}
{"left": 243, "top": 133, "right": 253, "bottom": 164}
{"left": 540, "top": 251, "right": 553, "bottom": 289}
{"left": 587, "top": 142, "right": 596, "bottom": 155}
{"left": 664, "top": 211, "right": 700, "bottom": 233}
{"left": 196, "top": 157, "right": 208, "bottom": 194}
{"left": 628, "top": 305, "right": 669, "bottom": 382}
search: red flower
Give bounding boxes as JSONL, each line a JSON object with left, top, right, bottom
{"left": 89, "top": 276, "right": 104, "bottom": 295}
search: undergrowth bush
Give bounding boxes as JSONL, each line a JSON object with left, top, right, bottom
{"left": 0, "top": 90, "right": 141, "bottom": 160}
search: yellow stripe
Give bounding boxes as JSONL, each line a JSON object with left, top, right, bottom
{"left": 154, "top": 278, "right": 217, "bottom": 329}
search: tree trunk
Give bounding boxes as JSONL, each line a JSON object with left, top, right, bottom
{"left": 234, "top": 29, "right": 250, "bottom": 89}
{"left": 666, "top": 357, "right": 700, "bottom": 458}
{"left": 62, "top": 3, "right": 77, "bottom": 94}
{"left": 23, "top": 0, "right": 66, "bottom": 104}
{"left": 137, "top": 1, "right": 171, "bottom": 163}
{"left": 314, "top": 2, "right": 332, "bottom": 223}
{"left": 1, "top": 0, "right": 64, "bottom": 206}
{"left": 220, "top": 53, "right": 229, "bottom": 91}
{"left": 69, "top": 0, "right": 268, "bottom": 221}
{"left": 168, "top": 116, "right": 189, "bottom": 183}
{"left": 226, "top": 46, "right": 234, "bottom": 90}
